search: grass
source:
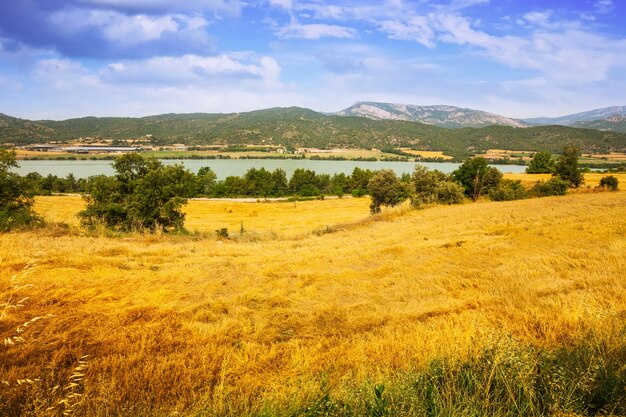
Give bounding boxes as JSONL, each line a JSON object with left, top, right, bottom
{"left": 398, "top": 149, "right": 454, "bottom": 160}
{"left": 2, "top": 189, "right": 625, "bottom": 416}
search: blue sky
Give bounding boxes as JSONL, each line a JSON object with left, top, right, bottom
{"left": 1, "top": 0, "right": 625, "bottom": 120}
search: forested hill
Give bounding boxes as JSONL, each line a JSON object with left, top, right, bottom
{"left": 1, "top": 107, "right": 625, "bottom": 157}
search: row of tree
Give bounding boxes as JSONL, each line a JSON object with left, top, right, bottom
{"left": 1, "top": 147, "right": 618, "bottom": 233}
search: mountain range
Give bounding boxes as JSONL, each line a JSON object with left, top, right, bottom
{"left": 336, "top": 102, "right": 626, "bottom": 132}
{"left": 335, "top": 102, "right": 527, "bottom": 128}
{"left": 2, "top": 105, "right": 625, "bottom": 158}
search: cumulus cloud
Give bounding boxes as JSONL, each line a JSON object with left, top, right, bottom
{"left": 0, "top": 1, "right": 217, "bottom": 59}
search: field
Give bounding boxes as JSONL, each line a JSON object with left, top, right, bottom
{"left": 397, "top": 149, "right": 454, "bottom": 160}
{"left": 1, "top": 190, "right": 626, "bottom": 416}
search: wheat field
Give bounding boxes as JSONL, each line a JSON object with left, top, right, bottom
{"left": 1, "top": 188, "right": 625, "bottom": 415}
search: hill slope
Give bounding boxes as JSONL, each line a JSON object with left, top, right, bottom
{"left": 573, "top": 114, "right": 626, "bottom": 133}
{"left": 524, "top": 105, "right": 626, "bottom": 126}
{"left": 336, "top": 101, "right": 527, "bottom": 128}
{"left": 1, "top": 107, "right": 625, "bottom": 156}
{"left": 2, "top": 192, "right": 625, "bottom": 415}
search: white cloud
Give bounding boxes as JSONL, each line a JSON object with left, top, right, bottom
{"left": 594, "top": 0, "right": 614, "bottom": 14}
{"left": 269, "top": 0, "right": 293, "bottom": 10}
{"left": 378, "top": 16, "right": 435, "bottom": 47}
{"left": 275, "top": 19, "right": 358, "bottom": 40}
{"left": 33, "top": 59, "right": 102, "bottom": 91}
{"left": 102, "top": 54, "right": 282, "bottom": 85}
{"left": 80, "top": 0, "right": 243, "bottom": 15}
{"left": 50, "top": 10, "right": 210, "bottom": 46}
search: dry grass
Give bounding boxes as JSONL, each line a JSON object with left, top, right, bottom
{"left": 397, "top": 149, "right": 454, "bottom": 160}
{"left": 3, "top": 190, "right": 626, "bottom": 415}
{"left": 503, "top": 172, "right": 626, "bottom": 188}
{"left": 479, "top": 149, "right": 535, "bottom": 161}
{"left": 586, "top": 152, "right": 626, "bottom": 161}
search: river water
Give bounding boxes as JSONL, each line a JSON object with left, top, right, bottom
{"left": 13, "top": 159, "right": 527, "bottom": 180}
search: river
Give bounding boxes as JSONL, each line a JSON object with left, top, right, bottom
{"left": 13, "top": 159, "right": 528, "bottom": 179}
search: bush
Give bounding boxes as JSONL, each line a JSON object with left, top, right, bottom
{"left": 367, "top": 170, "right": 410, "bottom": 214}
{"left": 526, "top": 151, "right": 555, "bottom": 174}
{"left": 488, "top": 179, "right": 528, "bottom": 201}
{"left": 555, "top": 145, "right": 583, "bottom": 187}
{"left": 411, "top": 166, "right": 464, "bottom": 206}
{"left": 452, "top": 157, "right": 502, "bottom": 201}
{"left": 530, "top": 177, "right": 569, "bottom": 197}
{"left": 434, "top": 181, "right": 466, "bottom": 205}
{"left": 0, "top": 150, "right": 43, "bottom": 232}
{"left": 598, "top": 175, "right": 619, "bottom": 191}
{"left": 79, "top": 154, "right": 194, "bottom": 232}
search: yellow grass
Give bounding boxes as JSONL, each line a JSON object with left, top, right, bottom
{"left": 398, "top": 149, "right": 454, "bottom": 159}
{"left": 503, "top": 172, "right": 626, "bottom": 187}
{"left": 588, "top": 152, "right": 626, "bottom": 161}
{"left": 33, "top": 196, "right": 372, "bottom": 237}
{"left": 480, "top": 149, "right": 535, "bottom": 161}
{"left": 3, "top": 191, "right": 626, "bottom": 415}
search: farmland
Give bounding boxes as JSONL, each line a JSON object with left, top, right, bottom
{"left": 1, "top": 188, "right": 625, "bottom": 416}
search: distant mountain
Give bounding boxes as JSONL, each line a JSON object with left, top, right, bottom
{"left": 523, "top": 106, "right": 626, "bottom": 126}
{"left": 336, "top": 102, "right": 528, "bottom": 128}
{"left": 572, "top": 114, "right": 626, "bottom": 133}
{"left": 1, "top": 107, "right": 625, "bottom": 157}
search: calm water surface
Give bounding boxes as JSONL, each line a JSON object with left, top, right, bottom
{"left": 14, "top": 159, "right": 527, "bottom": 179}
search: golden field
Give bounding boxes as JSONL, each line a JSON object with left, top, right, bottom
{"left": 2, "top": 189, "right": 626, "bottom": 415}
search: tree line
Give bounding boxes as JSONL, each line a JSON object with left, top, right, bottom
{"left": 0, "top": 148, "right": 619, "bottom": 233}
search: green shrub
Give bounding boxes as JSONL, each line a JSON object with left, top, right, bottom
{"left": 367, "top": 170, "right": 410, "bottom": 214}
{"left": 411, "top": 166, "right": 465, "bottom": 207}
{"left": 452, "top": 157, "right": 502, "bottom": 201}
{"left": 598, "top": 175, "right": 619, "bottom": 191}
{"left": 554, "top": 145, "right": 584, "bottom": 187}
{"left": 0, "top": 150, "right": 43, "bottom": 232}
{"left": 526, "top": 151, "right": 555, "bottom": 174}
{"left": 79, "top": 154, "right": 194, "bottom": 232}
{"left": 530, "top": 177, "right": 569, "bottom": 197}
{"left": 488, "top": 179, "right": 528, "bottom": 201}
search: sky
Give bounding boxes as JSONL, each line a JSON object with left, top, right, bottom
{"left": 0, "top": 0, "right": 625, "bottom": 120}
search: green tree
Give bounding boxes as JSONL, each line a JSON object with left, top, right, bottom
{"left": 79, "top": 154, "right": 194, "bottom": 232}
{"left": 526, "top": 151, "right": 555, "bottom": 174}
{"left": 554, "top": 146, "right": 583, "bottom": 187}
{"left": 350, "top": 167, "right": 375, "bottom": 196}
{"left": 0, "top": 150, "right": 42, "bottom": 232}
{"left": 195, "top": 166, "right": 217, "bottom": 196}
{"left": 411, "top": 165, "right": 464, "bottom": 206}
{"left": 452, "top": 157, "right": 502, "bottom": 201}
{"left": 289, "top": 169, "right": 320, "bottom": 196}
{"left": 598, "top": 175, "right": 618, "bottom": 191}
{"left": 367, "top": 170, "right": 409, "bottom": 214}
{"left": 488, "top": 179, "right": 528, "bottom": 201}
{"left": 269, "top": 169, "right": 289, "bottom": 197}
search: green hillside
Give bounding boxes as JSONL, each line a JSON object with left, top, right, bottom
{"left": 1, "top": 108, "right": 625, "bottom": 157}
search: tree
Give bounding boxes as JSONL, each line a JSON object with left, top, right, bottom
{"left": 526, "top": 151, "right": 555, "bottom": 174}
{"left": 452, "top": 157, "right": 502, "bottom": 201}
{"left": 0, "top": 150, "right": 42, "bottom": 232}
{"left": 289, "top": 169, "right": 320, "bottom": 196}
{"left": 411, "top": 165, "right": 464, "bottom": 206}
{"left": 598, "top": 175, "right": 618, "bottom": 191}
{"left": 367, "top": 170, "right": 409, "bottom": 214}
{"left": 79, "top": 154, "right": 194, "bottom": 232}
{"left": 350, "top": 167, "right": 375, "bottom": 196}
{"left": 195, "top": 167, "right": 217, "bottom": 196}
{"left": 554, "top": 146, "right": 583, "bottom": 187}
{"left": 488, "top": 179, "right": 527, "bottom": 201}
